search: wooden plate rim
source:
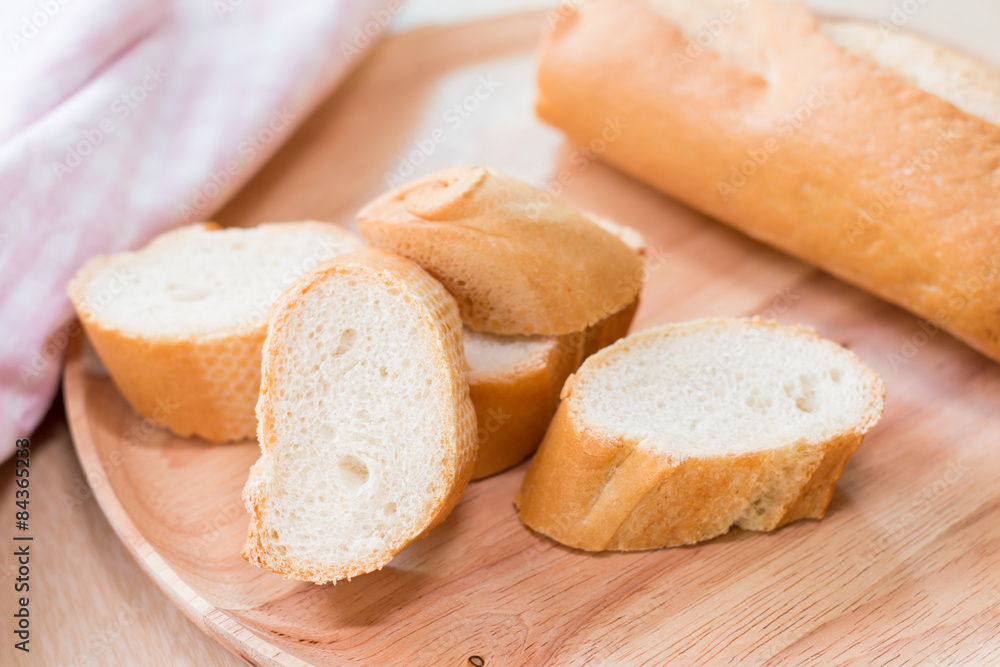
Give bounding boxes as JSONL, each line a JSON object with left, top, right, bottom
{"left": 62, "top": 334, "right": 305, "bottom": 667}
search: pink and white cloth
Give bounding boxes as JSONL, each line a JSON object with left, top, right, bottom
{"left": 0, "top": 0, "right": 393, "bottom": 459}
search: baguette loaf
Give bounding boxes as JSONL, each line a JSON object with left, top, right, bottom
{"left": 243, "top": 249, "right": 477, "bottom": 583}
{"left": 357, "top": 165, "right": 645, "bottom": 336}
{"left": 516, "top": 318, "right": 884, "bottom": 551}
{"left": 536, "top": 0, "right": 1000, "bottom": 363}
{"left": 67, "top": 222, "right": 362, "bottom": 442}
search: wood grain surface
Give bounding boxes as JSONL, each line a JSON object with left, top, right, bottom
{"left": 0, "top": 403, "right": 243, "bottom": 667}
{"left": 54, "top": 7, "right": 1000, "bottom": 667}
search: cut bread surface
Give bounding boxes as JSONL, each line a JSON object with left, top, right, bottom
{"left": 516, "top": 318, "right": 885, "bottom": 551}
{"left": 464, "top": 328, "right": 557, "bottom": 378}
{"left": 576, "top": 319, "right": 882, "bottom": 456}
{"left": 243, "top": 249, "right": 476, "bottom": 583}
{"left": 68, "top": 221, "right": 363, "bottom": 442}
{"left": 74, "top": 222, "right": 362, "bottom": 338}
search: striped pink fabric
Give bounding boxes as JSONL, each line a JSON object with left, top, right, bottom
{"left": 0, "top": 0, "right": 393, "bottom": 459}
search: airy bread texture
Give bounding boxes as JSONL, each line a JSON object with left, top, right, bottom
{"left": 516, "top": 318, "right": 885, "bottom": 551}
{"left": 67, "top": 222, "right": 362, "bottom": 442}
{"left": 357, "top": 165, "right": 645, "bottom": 336}
{"left": 243, "top": 249, "right": 477, "bottom": 583}
{"left": 536, "top": 0, "right": 1000, "bottom": 363}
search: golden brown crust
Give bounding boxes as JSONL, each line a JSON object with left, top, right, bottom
{"left": 357, "top": 166, "right": 645, "bottom": 336}
{"left": 469, "top": 294, "right": 639, "bottom": 480}
{"left": 75, "top": 315, "right": 264, "bottom": 442}
{"left": 536, "top": 0, "right": 1000, "bottom": 362}
{"left": 242, "top": 248, "right": 477, "bottom": 583}
{"left": 582, "top": 297, "right": 640, "bottom": 359}
{"left": 515, "top": 318, "right": 885, "bottom": 551}
{"left": 469, "top": 332, "right": 583, "bottom": 480}
{"left": 67, "top": 222, "right": 362, "bottom": 443}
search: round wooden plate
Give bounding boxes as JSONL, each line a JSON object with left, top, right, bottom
{"left": 64, "top": 11, "right": 1000, "bottom": 666}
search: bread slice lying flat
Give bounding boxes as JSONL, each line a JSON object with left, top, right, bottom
{"left": 242, "top": 248, "right": 477, "bottom": 583}
{"left": 516, "top": 318, "right": 885, "bottom": 551}
{"left": 357, "top": 165, "right": 644, "bottom": 336}
{"left": 67, "top": 222, "right": 362, "bottom": 442}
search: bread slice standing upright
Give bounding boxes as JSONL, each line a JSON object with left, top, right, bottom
{"left": 516, "top": 318, "right": 885, "bottom": 551}
{"left": 242, "top": 249, "right": 477, "bottom": 583}
{"left": 68, "top": 222, "right": 362, "bottom": 442}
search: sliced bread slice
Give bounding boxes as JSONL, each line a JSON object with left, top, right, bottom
{"left": 67, "top": 222, "right": 363, "bottom": 442}
{"left": 516, "top": 317, "right": 885, "bottom": 551}
{"left": 463, "top": 216, "right": 644, "bottom": 479}
{"left": 465, "top": 328, "right": 582, "bottom": 479}
{"left": 242, "top": 248, "right": 477, "bottom": 583}
{"left": 464, "top": 292, "right": 641, "bottom": 480}
{"left": 357, "top": 165, "right": 645, "bottom": 336}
